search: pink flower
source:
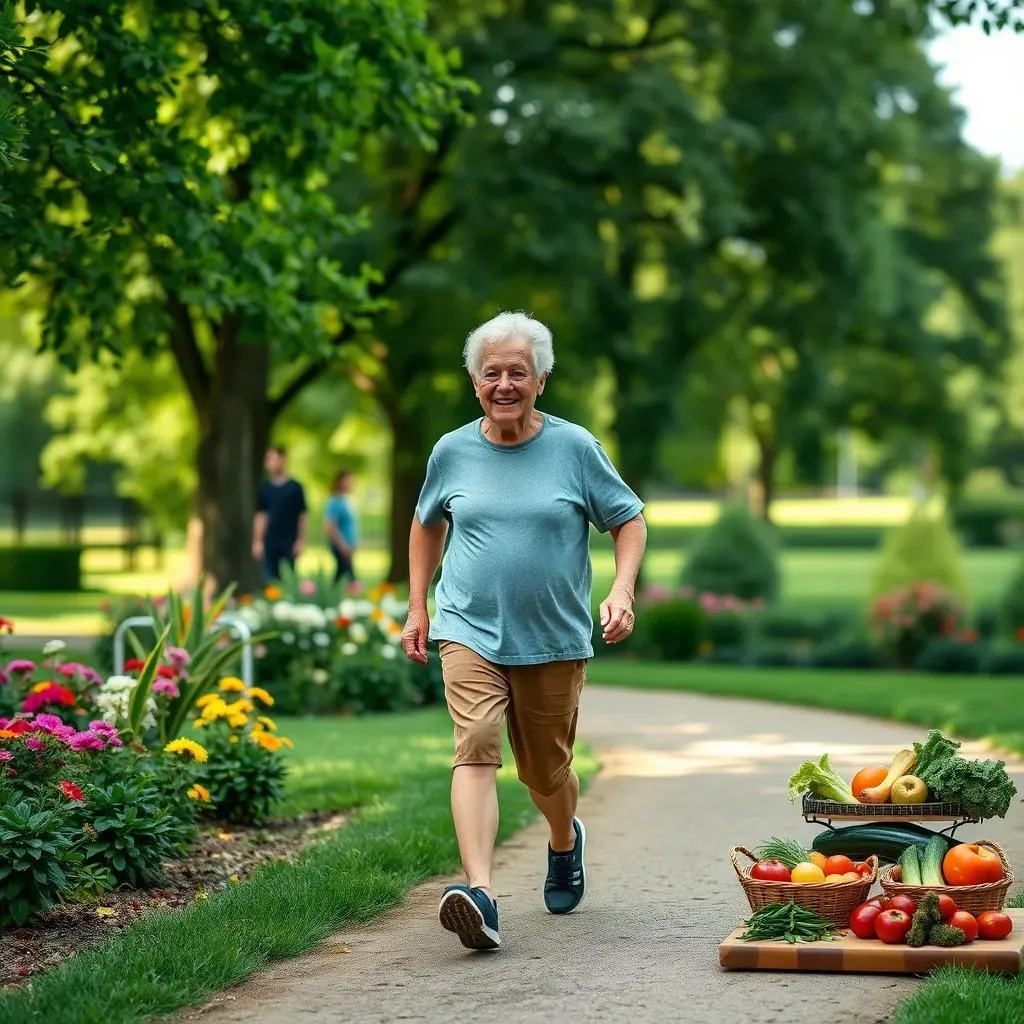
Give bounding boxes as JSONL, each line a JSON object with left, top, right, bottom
{"left": 167, "top": 646, "right": 191, "bottom": 673}
{"left": 680, "top": 585, "right": 694, "bottom": 599}
{"left": 25, "top": 737, "right": 45, "bottom": 752}
{"left": 347, "top": 580, "right": 364, "bottom": 596}
{"left": 0, "top": 751, "right": 12, "bottom": 763}
{"left": 68, "top": 731, "right": 105, "bottom": 751}
{"left": 720, "top": 594, "right": 742, "bottom": 611}
{"left": 33, "top": 714, "right": 65, "bottom": 733}
{"left": 299, "top": 580, "right": 317, "bottom": 597}
{"left": 6, "top": 659, "right": 35, "bottom": 675}
{"left": 88, "top": 721, "right": 118, "bottom": 735}
{"left": 255, "top": 644, "right": 268, "bottom": 659}
{"left": 699, "top": 593, "right": 719, "bottom": 612}
{"left": 0, "top": 668, "right": 8, "bottom": 686}
{"left": 152, "top": 678, "right": 180, "bottom": 698}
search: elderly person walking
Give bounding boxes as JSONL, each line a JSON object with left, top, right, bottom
{"left": 402, "top": 311, "right": 647, "bottom": 952}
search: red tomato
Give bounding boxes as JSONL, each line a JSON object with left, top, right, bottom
{"left": 936, "top": 894, "right": 958, "bottom": 920}
{"left": 823, "top": 855, "right": 855, "bottom": 876}
{"left": 875, "top": 909, "right": 913, "bottom": 944}
{"left": 883, "top": 895, "right": 918, "bottom": 915}
{"left": 849, "top": 902, "right": 883, "bottom": 940}
{"left": 976, "top": 911, "right": 1013, "bottom": 941}
{"left": 863, "top": 896, "right": 887, "bottom": 909}
{"left": 854, "top": 861, "right": 874, "bottom": 879}
{"left": 948, "top": 910, "right": 978, "bottom": 943}
{"left": 942, "top": 844, "right": 1004, "bottom": 887}
{"left": 750, "top": 860, "right": 791, "bottom": 882}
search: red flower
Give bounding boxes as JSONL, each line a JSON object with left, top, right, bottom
{"left": 156, "top": 665, "right": 177, "bottom": 679}
{"left": 124, "top": 659, "right": 145, "bottom": 672}
{"left": 21, "top": 684, "right": 76, "bottom": 713}
{"left": 0, "top": 617, "right": 13, "bottom": 635}
{"left": 58, "top": 780, "right": 84, "bottom": 801}
{"left": 6, "top": 718, "right": 33, "bottom": 735}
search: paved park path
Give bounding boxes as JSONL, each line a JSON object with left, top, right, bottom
{"left": 182, "top": 687, "right": 1024, "bottom": 1024}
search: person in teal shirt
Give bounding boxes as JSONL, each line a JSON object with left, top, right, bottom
{"left": 324, "top": 469, "right": 358, "bottom": 583}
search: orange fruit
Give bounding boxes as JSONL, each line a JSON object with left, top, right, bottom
{"left": 808, "top": 851, "right": 827, "bottom": 869}
{"left": 851, "top": 765, "right": 889, "bottom": 800}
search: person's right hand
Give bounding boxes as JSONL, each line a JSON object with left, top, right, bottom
{"left": 402, "top": 604, "right": 430, "bottom": 665}
{"left": 252, "top": 540, "right": 264, "bottom": 561}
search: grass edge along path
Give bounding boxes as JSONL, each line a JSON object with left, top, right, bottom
{"left": 586, "top": 661, "right": 1024, "bottom": 757}
{"left": 0, "top": 716, "right": 598, "bottom": 1024}
{"left": 588, "top": 661, "right": 1024, "bottom": 1024}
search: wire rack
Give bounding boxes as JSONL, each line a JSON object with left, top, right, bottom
{"left": 801, "top": 793, "right": 980, "bottom": 837}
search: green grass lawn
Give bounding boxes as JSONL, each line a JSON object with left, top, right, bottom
{"left": 586, "top": 660, "right": 1024, "bottom": 755}
{"left": 0, "top": 710, "right": 597, "bottom": 1024}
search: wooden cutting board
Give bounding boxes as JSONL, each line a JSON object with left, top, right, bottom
{"left": 719, "top": 909, "right": 1024, "bottom": 974}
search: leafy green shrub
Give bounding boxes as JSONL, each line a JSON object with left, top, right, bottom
{"left": 914, "top": 638, "right": 984, "bottom": 675}
{"left": 198, "top": 733, "right": 287, "bottom": 824}
{"left": 328, "top": 653, "right": 419, "bottom": 714}
{"left": 869, "top": 505, "right": 968, "bottom": 601}
{"left": 409, "top": 650, "right": 445, "bottom": 706}
{"left": 870, "top": 581, "right": 967, "bottom": 668}
{"left": 681, "top": 503, "right": 780, "bottom": 602}
{"left": 0, "top": 728, "right": 89, "bottom": 809}
{"left": 0, "top": 798, "right": 80, "bottom": 926}
{"left": 811, "top": 639, "right": 883, "bottom": 670}
{"left": 986, "top": 645, "right": 1024, "bottom": 676}
{"left": 637, "top": 599, "right": 707, "bottom": 661}
{"left": 999, "top": 557, "right": 1024, "bottom": 640}
{"left": 706, "top": 610, "right": 750, "bottom": 651}
{"left": 950, "top": 493, "right": 1024, "bottom": 548}
{"left": 746, "top": 644, "right": 812, "bottom": 668}
{"left": 975, "top": 605, "right": 1001, "bottom": 641}
{"left": 81, "top": 779, "right": 182, "bottom": 887}
{"left": 0, "top": 545, "right": 83, "bottom": 592}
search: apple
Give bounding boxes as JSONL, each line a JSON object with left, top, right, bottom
{"left": 890, "top": 775, "right": 928, "bottom": 804}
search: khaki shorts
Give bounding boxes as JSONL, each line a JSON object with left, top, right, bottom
{"left": 438, "top": 641, "right": 587, "bottom": 797}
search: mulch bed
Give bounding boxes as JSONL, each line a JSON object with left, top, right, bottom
{"left": 0, "top": 809, "right": 350, "bottom": 989}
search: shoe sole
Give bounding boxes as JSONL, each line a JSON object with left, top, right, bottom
{"left": 545, "top": 817, "right": 587, "bottom": 915}
{"left": 438, "top": 889, "right": 501, "bottom": 950}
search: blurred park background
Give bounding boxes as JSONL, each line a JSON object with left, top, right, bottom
{"left": 2, "top": 0, "right": 1024, "bottom": 647}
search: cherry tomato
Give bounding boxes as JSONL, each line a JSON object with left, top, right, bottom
{"left": 948, "top": 910, "right": 978, "bottom": 943}
{"left": 875, "top": 909, "right": 913, "bottom": 944}
{"left": 883, "top": 895, "right": 918, "bottom": 915}
{"left": 849, "top": 902, "right": 883, "bottom": 940}
{"left": 936, "top": 894, "right": 958, "bottom": 920}
{"left": 976, "top": 911, "right": 1012, "bottom": 941}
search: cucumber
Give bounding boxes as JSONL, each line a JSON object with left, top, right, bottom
{"left": 899, "top": 846, "right": 922, "bottom": 885}
{"left": 812, "top": 824, "right": 956, "bottom": 865}
{"left": 919, "top": 835, "right": 947, "bottom": 886}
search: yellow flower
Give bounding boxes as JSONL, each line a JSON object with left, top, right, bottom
{"left": 229, "top": 735, "right": 239, "bottom": 744}
{"left": 256, "top": 715, "right": 277, "bottom": 731}
{"left": 254, "top": 732, "right": 283, "bottom": 752}
{"left": 193, "top": 719, "right": 208, "bottom": 729}
{"left": 195, "top": 693, "right": 221, "bottom": 709}
{"left": 31, "top": 681, "right": 55, "bottom": 693}
{"left": 264, "top": 585, "right": 283, "bottom": 600}
{"left": 187, "top": 783, "right": 211, "bottom": 802}
{"left": 245, "top": 687, "right": 274, "bottom": 707}
{"left": 279, "top": 736, "right": 294, "bottom": 749}
{"left": 367, "top": 584, "right": 383, "bottom": 602}
{"left": 201, "top": 699, "right": 229, "bottom": 722}
{"left": 164, "top": 738, "right": 209, "bottom": 763}
{"left": 228, "top": 714, "right": 248, "bottom": 729}
{"left": 224, "top": 699, "right": 254, "bottom": 715}
{"left": 218, "top": 677, "right": 245, "bottom": 693}
{"left": 371, "top": 608, "right": 385, "bottom": 622}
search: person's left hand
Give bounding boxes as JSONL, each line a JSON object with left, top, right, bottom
{"left": 292, "top": 538, "right": 304, "bottom": 557}
{"left": 600, "top": 586, "right": 636, "bottom": 644}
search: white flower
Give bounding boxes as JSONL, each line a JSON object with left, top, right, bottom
{"left": 349, "top": 622, "right": 368, "bottom": 644}
{"left": 313, "top": 631, "right": 330, "bottom": 648}
{"left": 381, "top": 594, "right": 408, "bottom": 619}
{"left": 379, "top": 645, "right": 397, "bottom": 660}
{"left": 341, "top": 642, "right": 358, "bottom": 656}
{"left": 94, "top": 675, "right": 156, "bottom": 728}
{"left": 281, "top": 631, "right": 295, "bottom": 645}
{"left": 236, "top": 607, "right": 262, "bottom": 630}
{"left": 43, "top": 639, "right": 66, "bottom": 655}
{"left": 312, "top": 668, "right": 329, "bottom": 685}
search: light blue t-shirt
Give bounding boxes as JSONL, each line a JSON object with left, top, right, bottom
{"left": 415, "top": 414, "right": 644, "bottom": 665}
{"left": 326, "top": 495, "right": 358, "bottom": 548}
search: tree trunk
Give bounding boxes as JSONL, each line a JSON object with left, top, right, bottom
{"left": 195, "top": 328, "right": 272, "bottom": 594}
{"left": 756, "top": 433, "right": 777, "bottom": 523}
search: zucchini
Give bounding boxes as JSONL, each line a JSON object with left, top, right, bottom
{"left": 812, "top": 824, "right": 956, "bottom": 865}
{"left": 919, "top": 835, "right": 947, "bottom": 886}
{"left": 899, "top": 846, "right": 922, "bottom": 885}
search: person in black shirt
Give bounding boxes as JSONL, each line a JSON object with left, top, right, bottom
{"left": 252, "top": 446, "right": 308, "bottom": 584}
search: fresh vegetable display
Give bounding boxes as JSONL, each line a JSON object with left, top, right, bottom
{"left": 739, "top": 902, "right": 839, "bottom": 944}
{"left": 905, "top": 893, "right": 966, "bottom": 948}
{"left": 748, "top": 836, "right": 871, "bottom": 885}
{"left": 812, "top": 823, "right": 954, "bottom": 865}
{"left": 789, "top": 729, "right": 1018, "bottom": 817}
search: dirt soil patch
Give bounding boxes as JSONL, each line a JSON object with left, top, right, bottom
{"left": 0, "top": 809, "right": 350, "bottom": 989}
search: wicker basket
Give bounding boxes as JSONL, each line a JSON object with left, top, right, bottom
{"left": 878, "top": 839, "right": 1013, "bottom": 914}
{"left": 731, "top": 846, "right": 878, "bottom": 927}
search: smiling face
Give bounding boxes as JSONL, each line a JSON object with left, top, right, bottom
{"left": 472, "top": 338, "right": 547, "bottom": 432}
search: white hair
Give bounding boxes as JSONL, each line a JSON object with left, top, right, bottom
{"left": 463, "top": 311, "right": 555, "bottom": 378}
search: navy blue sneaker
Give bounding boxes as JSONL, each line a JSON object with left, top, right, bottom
{"left": 544, "top": 817, "right": 586, "bottom": 914}
{"left": 438, "top": 884, "right": 501, "bottom": 950}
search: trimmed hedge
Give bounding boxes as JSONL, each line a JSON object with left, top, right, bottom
{"left": 951, "top": 493, "right": 1024, "bottom": 548}
{"left": 0, "top": 546, "right": 83, "bottom": 592}
{"left": 647, "top": 523, "right": 884, "bottom": 550}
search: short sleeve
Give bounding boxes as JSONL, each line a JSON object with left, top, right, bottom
{"left": 415, "top": 449, "right": 447, "bottom": 527}
{"left": 579, "top": 436, "right": 644, "bottom": 533}
{"left": 256, "top": 482, "right": 269, "bottom": 513}
{"left": 295, "top": 483, "right": 308, "bottom": 514}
